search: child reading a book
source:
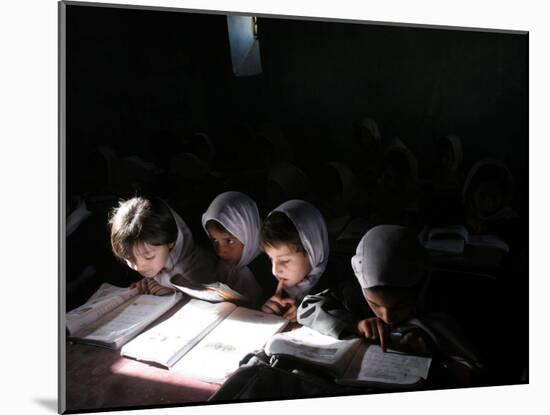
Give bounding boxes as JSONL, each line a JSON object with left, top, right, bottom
{"left": 259, "top": 200, "right": 335, "bottom": 322}
{"left": 202, "top": 191, "right": 268, "bottom": 306}
{"left": 109, "top": 196, "right": 218, "bottom": 295}
{"left": 298, "top": 225, "right": 483, "bottom": 371}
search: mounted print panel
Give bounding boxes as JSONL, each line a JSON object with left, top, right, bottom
{"left": 59, "top": 1, "right": 528, "bottom": 413}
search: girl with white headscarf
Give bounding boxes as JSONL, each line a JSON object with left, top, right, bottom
{"left": 109, "top": 196, "right": 218, "bottom": 295}
{"left": 202, "top": 191, "right": 265, "bottom": 306}
{"left": 259, "top": 200, "right": 339, "bottom": 322}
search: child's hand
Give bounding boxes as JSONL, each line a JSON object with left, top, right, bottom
{"left": 356, "top": 317, "right": 389, "bottom": 352}
{"left": 130, "top": 278, "right": 150, "bottom": 294}
{"left": 261, "top": 280, "right": 298, "bottom": 321}
{"left": 130, "top": 278, "right": 173, "bottom": 296}
{"left": 261, "top": 280, "right": 286, "bottom": 315}
{"left": 398, "top": 329, "right": 434, "bottom": 356}
{"left": 280, "top": 297, "right": 298, "bottom": 322}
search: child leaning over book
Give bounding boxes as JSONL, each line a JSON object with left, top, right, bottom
{"left": 298, "top": 225, "right": 483, "bottom": 373}
{"left": 259, "top": 200, "right": 354, "bottom": 322}
{"left": 109, "top": 196, "right": 218, "bottom": 295}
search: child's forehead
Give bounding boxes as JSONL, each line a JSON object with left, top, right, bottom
{"left": 264, "top": 243, "right": 299, "bottom": 256}
{"left": 206, "top": 226, "right": 237, "bottom": 239}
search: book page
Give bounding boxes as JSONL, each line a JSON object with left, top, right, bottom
{"left": 265, "top": 326, "right": 361, "bottom": 373}
{"left": 341, "top": 345, "right": 432, "bottom": 386}
{"left": 171, "top": 275, "right": 247, "bottom": 303}
{"left": 66, "top": 283, "right": 139, "bottom": 335}
{"left": 73, "top": 291, "right": 181, "bottom": 348}
{"left": 121, "top": 299, "right": 237, "bottom": 367}
{"left": 171, "top": 307, "right": 288, "bottom": 383}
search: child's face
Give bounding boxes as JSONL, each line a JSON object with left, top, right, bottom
{"left": 363, "top": 288, "right": 416, "bottom": 326}
{"left": 125, "top": 242, "right": 174, "bottom": 278}
{"left": 206, "top": 226, "right": 244, "bottom": 266}
{"left": 472, "top": 180, "right": 504, "bottom": 218}
{"left": 264, "top": 244, "right": 312, "bottom": 289}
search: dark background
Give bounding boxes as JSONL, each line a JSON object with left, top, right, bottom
{"left": 64, "top": 3, "right": 528, "bottom": 391}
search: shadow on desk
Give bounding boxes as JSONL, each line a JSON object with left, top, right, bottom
{"left": 65, "top": 343, "right": 219, "bottom": 412}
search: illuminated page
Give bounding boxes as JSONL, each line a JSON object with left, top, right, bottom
{"left": 66, "top": 283, "right": 139, "bottom": 335}
{"left": 121, "top": 299, "right": 237, "bottom": 367}
{"left": 265, "top": 326, "right": 362, "bottom": 372}
{"left": 74, "top": 290, "right": 182, "bottom": 349}
{"left": 171, "top": 307, "right": 288, "bottom": 383}
{"left": 340, "top": 345, "right": 432, "bottom": 386}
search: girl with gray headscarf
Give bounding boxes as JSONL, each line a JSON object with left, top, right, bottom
{"left": 202, "top": 191, "right": 266, "bottom": 307}
{"left": 298, "top": 225, "right": 483, "bottom": 377}
{"left": 259, "top": 200, "right": 346, "bottom": 322}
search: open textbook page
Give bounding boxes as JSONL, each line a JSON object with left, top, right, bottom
{"left": 121, "top": 299, "right": 237, "bottom": 367}
{"left": 171, "top": 307, "right": 288, "bottom": 383}
{"left": 69, "top": 286, "right": 182, "bottom": 349}
{"left": 338, "top": 344, "right": 432, "bottom": 387}
{"left": 66, "top": 283, "right": 139, "bottom": 335}
{"left": 265, "top": 326, "right": 431, "bottom": 388}
{"left": 265, "top": 326, "right": 362, "bottom": 372}
{"left": 171, "top": 274, "right": 247, "bottom": 303}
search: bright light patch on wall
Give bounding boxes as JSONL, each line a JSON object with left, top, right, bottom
{"left": 227, "top": 15, "right": 262, "bottom": 76}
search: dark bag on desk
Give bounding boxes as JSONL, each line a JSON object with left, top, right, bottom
{"left": 209, "top": 351, "right": 364, "bottom": 402}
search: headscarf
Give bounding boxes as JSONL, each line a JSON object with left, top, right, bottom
{"left": 351, "top": 225, "right": 424, "bottom": 289}
{"left": 155, "top": 208, "right": 217, "bottom": 288}
{"left": 462, "top": 158, "right": 516, "bottom": 221}
{"left": 270, "top": 200, "right": 329, "bottom": 300}
{"left": 201, "top": 191, "right": 261, "bottom": 268}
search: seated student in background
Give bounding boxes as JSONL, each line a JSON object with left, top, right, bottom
{"left": 298, "top": 225, "right": 483, "bottom": 370}
{"left": 202, "top": 191, "right": 271, "bottom": 307}
{"left": 108, "top": 196, "right": 218, "bottom": 295}
{"left": 420, "top": 135, "right": 464, "bottom": 226}
{"left": 370, "top": 138, "right": 420, "bottom": 227}
{"left": 462, "top": 158, "right": 518, "bottom": 235}
{"left": 259, "top": 200, "right": 352, "bottom": 322}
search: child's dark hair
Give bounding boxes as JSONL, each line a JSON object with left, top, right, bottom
{"left": 205, "top": 219, "right": 229, "bottom": 234}
{"left": 260, "top": 211, "right": 306, "bottom": 253}
{"left": 109, "top": 196, "right": 177, "bottom": 262}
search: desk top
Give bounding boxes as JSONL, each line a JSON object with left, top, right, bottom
{"left": 65, "top": 341, "right": 220, "bottom": 412}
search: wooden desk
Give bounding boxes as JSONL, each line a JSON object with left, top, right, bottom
{"left": 65, "top": 342, "right": 220, "bottom": 411}
{"left": 64, "top": 299, "right": 221, "bottom": 412}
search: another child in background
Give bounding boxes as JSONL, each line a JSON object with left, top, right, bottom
{"left": 259, "top": 200, "right": 331, "bottom": 322}
{"left": 202, "top": 191, "right": 267, "bottom": 306}
{"left": 462, "top": 158, "right": 517, "bottom": 234}
{"left": 109, "top": 196, "right": 218, "bottom": 295}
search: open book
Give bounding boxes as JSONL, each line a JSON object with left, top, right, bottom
{"left": 122, "top": 299, "right": 288, "bottom": 384}
{"left": 265, "top": 326, "right": 432, "bottom": 389}
{"left": 170, "top": 274, "right": 247, "bottom": 303}
{"left": 66, "top": 283, "right": 182, "bottom": 349}
{"left": 418, "top": 225, "right": 510, "bottom": 255}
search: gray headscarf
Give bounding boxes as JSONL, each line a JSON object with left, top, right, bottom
{"left": 202, "top": 191, "right": 261, "bottom": 268}
{"left": 270, "top": 200, "right": 329, "bottom": 300}
{"left": 351, "top": 225, "right": 424, "bottom": 289}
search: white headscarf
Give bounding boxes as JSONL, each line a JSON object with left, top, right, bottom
{"left": 201, "top": 191, "right": 261, "bottom": 268}
{"left": 351, "top": 225, "right": 424, "bottom": 289}
{"left": 270, "top": 200, "right": 329, "bottom": 300}
{"left": 155, "top": 208, "right": 217, "bottom": 288}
